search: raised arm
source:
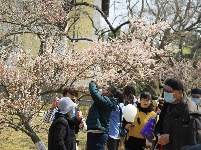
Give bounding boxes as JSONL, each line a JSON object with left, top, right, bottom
{"left": 89, "top": 81, "right": 116, "bottom": 109}
{"left": 43, "top": 97, "right": 59, "bottom": 123}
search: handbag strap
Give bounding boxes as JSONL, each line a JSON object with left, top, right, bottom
{"left": 118, "top": 104, "right": 123, "bottom": 127}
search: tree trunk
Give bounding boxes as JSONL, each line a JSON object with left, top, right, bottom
{"left": 23, "top": 121, "right": 46, "bottom": 150}
{"left": 146, "top": 80, "right": 161, "bottom": 96}
{"left": 30, "top": 132, "right": 46, "bottom": 150}
{"left": 35, "top": 141, "right": 46, "bottom": 150}
{"left": 39, "top": 40, "right": 45, "bottom": 55}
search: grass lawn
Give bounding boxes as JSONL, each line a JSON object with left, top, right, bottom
{"left": 0, "top": 125, "right": 87, "bottom": 150}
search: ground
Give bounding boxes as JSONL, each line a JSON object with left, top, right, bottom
{"left": 0, "top": 127, "right": 87, "bottom": 150}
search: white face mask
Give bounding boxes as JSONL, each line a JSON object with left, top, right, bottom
{"left": 98, "top": 89, "right": 103, "bottom": 95}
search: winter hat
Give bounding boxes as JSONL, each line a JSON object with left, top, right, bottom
{"left": 162, "top": 78, "right": 184, "bottom": 92}
{"left": 58, "top": 97, "right": 78, "bottom": 114}
{"left": 191, "top": 88, "right": 201, "bottom": 96}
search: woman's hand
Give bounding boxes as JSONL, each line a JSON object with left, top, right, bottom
{"left": 125, "top": 123, "right": 135, "bottom": 130}
{"left": 144, "top": 139, "right": 152, "bottom": 149}
{"left": 50, "top": 97, "right": 59, "bottom": 110}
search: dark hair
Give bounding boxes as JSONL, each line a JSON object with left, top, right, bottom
{"left": 140, "top": 91, "right": 151, "bottom": 100}
{"left": 114, "top": 91, "right": 124, "bottom": 103}
{"left": 152, "top": 95, "right": 158, "bottom": 100}
{"left": 106, "top": 84, "right": 117, "bottom": 97}
{"left": 62, "top": 87, "right": 78, "bottom": 97}
{"left": 108, "top": 85, "right": 117, "bottom": 97}
{"left": 123, "top": 85, "right": 136, "bottom": 96}
{"left": 123, "top": 85, "right": 136, "bottom": 105}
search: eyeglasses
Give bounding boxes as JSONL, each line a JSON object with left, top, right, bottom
{"left": 141, "top": 99, "right": 151, "bottom": 102}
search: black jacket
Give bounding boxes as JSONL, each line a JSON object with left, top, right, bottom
{"left": 154, "top": 95, "right": 201, "bottom": 150}
{"left": 48, "top": 112, "right": 76, "bottom": 150}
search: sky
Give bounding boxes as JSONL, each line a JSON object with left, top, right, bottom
{"left": 101, "top": 0, "right": 129, "bottom": 30}
{"left": 100, "top": 0, "right": 154, "bottom": 31}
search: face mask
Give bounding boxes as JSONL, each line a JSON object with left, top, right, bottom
{"left": 192, "top": 98, "right": 200, "bottom": 104}
{"left": 98, "top": 89, "right": 102, "bottom": 95}
{"left": 164, "top": 92, "right": 176, "bottom": 103}
{"left": 71, "top": 108, "right": 76, "bottom": 118}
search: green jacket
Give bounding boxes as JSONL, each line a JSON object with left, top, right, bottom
{"left": 86, "top": 81, "right": 118, "bottom": 133}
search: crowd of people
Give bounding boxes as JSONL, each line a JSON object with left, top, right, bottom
{"left": 43, "top": 78, "right": 201, "bottom": 150}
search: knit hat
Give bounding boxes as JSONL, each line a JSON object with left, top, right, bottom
{"left": 58, "top": 97, "right": 78, "bottom": 114}
{"left": 191, "top": 88, "right": 201, "bottom": 96}
{"left": 162, "top": 78, "right": 184, "bottom": 92}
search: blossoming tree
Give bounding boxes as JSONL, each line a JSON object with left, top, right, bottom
{"left": 81, "top": 20, "right": 201, "bottom": 94}
{"left": 0, "top": 48, "right": 93, "bottom": 149}
{"left": 0, "top": 20, "right": 200, "bottom": 149}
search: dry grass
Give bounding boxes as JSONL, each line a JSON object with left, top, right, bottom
{"left": 0, "top": 126, "right": 87, "bottom": 150}
{"left": 0, "top": 127, "right": 47, "bottom": 150}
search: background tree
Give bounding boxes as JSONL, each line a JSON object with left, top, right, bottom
{"left": 81, "top": 19, "right": 201, "bottom": 95}
{"left": 1, "top": 0, "right": 200, "bottom": 51}
{"left": 0, "top": 47, "right": 95, "bottom": 149}
{"left": 74, "top": 0, "right": 201, "bottom": 94}
{"left": 108, "top": 0, "right": 201, "bottom": 95}
{"left": 106, "top": 0, "right": 201, "bottom": 48}
{"left": 0, "top": 0, "right": 201, "bottom": 148}
{"left": 0, "top": 0, "right": 73, "bottom": 54}
{"left": 0, "top": 20, "right": 165, "bottom": 149}
{"left": 0, "top": 0, "right": 133, "bottom": 54}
